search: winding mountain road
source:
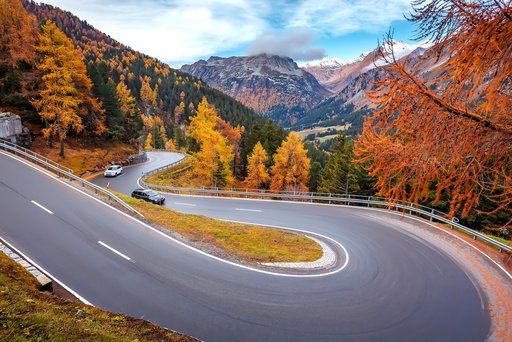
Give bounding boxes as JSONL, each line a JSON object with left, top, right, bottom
{"left": 1, "top": 150, "right": 510, "bottom": 341}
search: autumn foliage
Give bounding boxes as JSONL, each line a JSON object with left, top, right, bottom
{"left": 270, "top": 132, "right": 311, "bottom": 192}
{"left": 0, "top": 0, "right": 38, "bottom": 98}
{"left": 188, "top": 98, "right": 235, "bottom": 187}
{"left": 0, "top": 0, "right": 37, "bottom": 68}
{"left": 31, "top": 21, "right": 102, "bottom": 157}
{"left": 244, "top": 142, "right": 270, "bottom": 189}
{"left": 355, "top": 0, "right": 512, "bottom": 225}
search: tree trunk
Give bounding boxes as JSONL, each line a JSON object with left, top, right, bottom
{"left": 45, "top": 120, "right": 53, "bottom": 148}
{"left": 59, "top": 137, "right": 65, "bottom": 158}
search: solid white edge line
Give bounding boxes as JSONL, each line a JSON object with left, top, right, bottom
{"left": 1, "top": 151, "right": 345, "bottom": 278}
{"left": 137, "top": 172, "right": 512, "bottom": 281}
{"left": 0, "top": 235, "right": 93, "bottom": 306}
{"left": 30, "top": 200, "right": 53, "bottom": 214}
{"left": 235, "top": 208, "right": 262, "bottom": 212}
{"left": 98, "top": 241, "right": 132, "bottom": 261}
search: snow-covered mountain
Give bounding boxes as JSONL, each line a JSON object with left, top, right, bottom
{"left": 364, "top": 40, "right": 431, "bottom": 72}
{"left": 302, "top": 40, "right": 431, "bottom": 93}
{"left": 301, "top": 57, "right": 347, "bottom": 69}
{"left": 180, "top": 40, "right": 440, "bottom": 132}
{"left": 293, "top": 41, "right": 450, "bottom": 135}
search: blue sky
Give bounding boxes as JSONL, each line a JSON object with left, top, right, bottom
{"left": 41, "top": 0, "right": 419, "bottom": 67}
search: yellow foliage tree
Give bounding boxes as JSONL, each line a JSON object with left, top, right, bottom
{"left": 116, "top": 76, "right": 137, "bottom": 117}
{"left": 140, "top": 76, "right": 156, "bottom": 114}
{"left": 270, "top": 132, "right": 310, "bottom": 192}
{"left": 188, "top": 97, "right": 234, "bottom": 187}
{"left": 159, "top": 125, "right": 168, "bottom": 148}
{"left": 244, "top": 142, "right": 269, "bottom": 189}
{"left": 31, "top": 21, "right": 88, "bottom": 157}
{"left": 144, "top": 133, "right": 153, "bottom": 150}
{"left": 165, "top": 138, "right": 176, "bottom": 150}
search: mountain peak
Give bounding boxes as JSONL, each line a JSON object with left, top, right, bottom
{"left": 181, "top": 54, "right": 330, "bottom": 125}
{"left": 300, "top": 57, "right": 347, "bottom": 69}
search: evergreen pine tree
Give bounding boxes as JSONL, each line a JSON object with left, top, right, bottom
{"left": 318, "top": 134, "right": 360, "bottom": 194}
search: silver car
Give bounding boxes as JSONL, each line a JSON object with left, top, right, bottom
{"left": 104, "top": 165, "right": 123, "bottom": 177}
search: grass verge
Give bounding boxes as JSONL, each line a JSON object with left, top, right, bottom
{"left": 0, "top": 252, "right": 194, "bottom": 341}
{"left": 482, "top": 233, "right": 512, "bottom": 248}
{"left": 117, "top": 193, "right": 323, "bottom": 263}
{"left": 437, "top": 222, "right": 512, "bottom": 251}
{"left": 145, "top": 157, "right": 205, "bottom": 188}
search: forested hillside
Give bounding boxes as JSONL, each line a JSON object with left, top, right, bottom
{"left": 22, "top": 1, "right": 264, "bottom": 131}
{"left": 1, "top": 0, "right": 301, "bottom": 180}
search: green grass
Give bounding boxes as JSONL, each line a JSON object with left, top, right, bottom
{"left": 0, "top": 252, "right": 194, "bottom": 341}
{"left": 438, "top": 223, "right": 512, "bottom": 250}
{"left": 482, "top": 233, "right": 512, "bottom": 247}
{"left": 118, "top": 194, "right": 323, "bottom": 263}
{"left": 315, "top": 134, "right": 340, "bottom": 143}
{"left": 145, "top": 157, "right": 205, "bottom": 188}
{"left": 295, "top": 124, "right": 350, "bottom": 140}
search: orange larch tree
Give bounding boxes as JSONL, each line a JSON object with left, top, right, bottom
{"left": 244, "top": 142, "right": 269, "bottom": 189}
{"left": 0, "top": 0, "right": 37, "bottom": 69}
{"left": 355, "top": 0, "right": 512, "bottom": 226}
{"left": 165, "top": 138, "right": 176, "bottom": 150}
{"left": 0, "top": 0, "right": 38, "bottom": 97}
{"left": 32, "top": 21, "right": 90, "bottom": 157}
{"left": 188, "top": 97, "right": 234, "bottom": 187}
{"left": 270, "top": 132, "right": 311, "bottom": 192}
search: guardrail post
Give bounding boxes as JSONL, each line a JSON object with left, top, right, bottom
{"left": 347, "top": 194, "right": 351, "bottom": 206}
{"left": 409, "top": 203, "right": 413, "bottom": 215}
{"left": 367, "top": 196, "right": 371, "bottom": 207}
{"left": 430, "top": 209, "right": 434, "bottom": 221}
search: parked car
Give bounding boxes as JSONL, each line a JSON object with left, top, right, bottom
{"left": 104, "top": 165, "right": 123, "bottom": 177}
{"left": 131, "top": 188, "right": 165, "bottom": 205}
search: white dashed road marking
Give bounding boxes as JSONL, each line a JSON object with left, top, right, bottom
{"left": 98, "top": 241, "right": 132, "bottom": 261}
{"left": 31, "top": 200, "right": 53, "bottom": 214}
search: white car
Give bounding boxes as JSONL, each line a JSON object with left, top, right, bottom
{"left": 104, "top": 165, "right": 123, "bottom": 177}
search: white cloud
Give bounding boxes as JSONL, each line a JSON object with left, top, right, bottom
{"left": 39, "top": 0, "right": 414, "bottom": 65}
{"left": 41, "top": 0, "right": 270, "bottom": 65}
{"left": 246, "top": 28, "right": 326, "bottom": 61}
{"left": 287, "top": 0, "right": 412, "bottom": 35}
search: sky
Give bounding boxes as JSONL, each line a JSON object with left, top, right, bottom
{"left": 40, "top": 0, "right": 420, "bottom": 68}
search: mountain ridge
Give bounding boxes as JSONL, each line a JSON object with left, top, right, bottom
{"left": 181, "top": 54, "right": 331, "bottom": 126}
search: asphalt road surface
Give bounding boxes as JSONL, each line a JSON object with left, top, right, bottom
{"left": 0, "top": 151, "right": 494, "bottom": 341}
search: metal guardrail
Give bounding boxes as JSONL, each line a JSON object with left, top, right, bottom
{"left": 141, "top": 151, "right": 512, "bottom": 254}
{"left": 143, "top": 150, "right": 188, "bottom": 176}
{"left": 0, "top": 141, "right": 144, "bottom": 218}
{"left": 0, "top": 139, "right": 74, "bottom": 174}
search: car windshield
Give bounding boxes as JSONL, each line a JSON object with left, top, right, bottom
{"left": 107, "top": 166, "right": 116, "bottom": 170}
{"left": 145, "top": 190, "right": 159, "bottom": 196}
